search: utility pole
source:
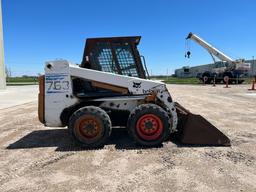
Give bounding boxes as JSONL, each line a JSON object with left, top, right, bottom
{"left": 0, "top": 0, "right": 6, "bottom": 89}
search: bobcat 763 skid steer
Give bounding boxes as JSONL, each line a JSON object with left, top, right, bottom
{"left": 38, "top": 36, "right": 230, "bottom": 147}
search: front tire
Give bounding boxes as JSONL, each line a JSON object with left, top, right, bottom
{"left": 127, "top": 104, "right": 170, "bottom": 147}
{"left": 68, "top": 106, "right": 112, "bottom": 148}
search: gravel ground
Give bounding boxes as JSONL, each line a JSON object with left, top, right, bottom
{"left": 0, "top": 84, "right": 255, "bottom": 192}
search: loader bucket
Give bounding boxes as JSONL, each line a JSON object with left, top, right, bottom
{"left": 174, "top": 102, "right": 231, "bottom": 146}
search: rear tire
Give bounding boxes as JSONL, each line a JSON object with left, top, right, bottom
{"left": 68, "top": 106, "right": 111, "bottom": 148}
{"left": 127, "top": 104, "right": 170, "bottom": 147}
{"left": 223, "top": 72, "right": 233, "bottom": 84}
{"left": 202, "top": 74, "right": 211, "bottom": 84}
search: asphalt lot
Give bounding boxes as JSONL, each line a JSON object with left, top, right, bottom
{"left": 0, "top": 84, "right": 255, "bottom": 192}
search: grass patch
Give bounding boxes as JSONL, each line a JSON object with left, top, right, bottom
{"left": 6, "top": 77, "right": 38, "bottom": 83}
{"left": 153, "top": 77, "right": 200, "bottom": 84}
{"left": 7, "top": 82, "right": 38, "bottom": 86}
{"left": 5, "top": 76, "right": 253, "bottom": 86}
{"left": 6, "top": 76, "right": 38, "bottom": 86}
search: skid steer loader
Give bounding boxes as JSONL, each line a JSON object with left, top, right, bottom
{"left": 38, "top": 36, "right": 230, "bottom": 147}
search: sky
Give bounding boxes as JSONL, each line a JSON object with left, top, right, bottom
{"left": 2, "top": 0, "right": 256, "bottom": 76}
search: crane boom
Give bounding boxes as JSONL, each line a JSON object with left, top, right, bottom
{"left": 186, "top": 32, "right": 234, "bottom": 63}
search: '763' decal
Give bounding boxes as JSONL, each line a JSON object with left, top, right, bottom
{"left": 45, "top": 74, "right": 70, "bottom": 93}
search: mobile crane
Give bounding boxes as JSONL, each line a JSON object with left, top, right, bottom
{"left": 186, "top": 32, "right": 250, "bottom": 84}
{"left": 38, "top": 36, "right": 230, "bottom": 148}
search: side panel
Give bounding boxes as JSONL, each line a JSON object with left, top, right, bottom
{"left": 44, "top": 60, "right": 78, "bottom": 127}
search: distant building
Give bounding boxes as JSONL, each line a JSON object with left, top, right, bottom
{"left": 175, "top": 60, "right": 256, "bottom": 78}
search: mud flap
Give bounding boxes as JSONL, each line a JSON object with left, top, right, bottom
{"left": 174, "top": 102, "right": 231, "bottom": 146}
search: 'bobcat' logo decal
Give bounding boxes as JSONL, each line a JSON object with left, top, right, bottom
{"left": 133, "top": 82, "right": 141, "bottom": 88}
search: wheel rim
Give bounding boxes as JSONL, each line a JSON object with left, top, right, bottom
{"left": 224, "top": 76, "right": 229, "bottom": 83}
{"left": 74, "top": 115, "right": 103, "bottom": 142}
{"left": 203, "top": 76, "right": 208, "bottom": 83}
{"left": 136, "top": 114, "right": 163, "bottom": 140}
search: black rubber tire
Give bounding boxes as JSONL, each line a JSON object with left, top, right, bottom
{"left": 223, "top": 75, "right": 230, "bottom": 84}
{"left": 68, "top": 106, "right": 112, "bottom": 148}
{"left": 223, "top": 72, "right": 233, "bottom": 84}
{"left": 202, "top": 75, "right": 211, "bottom": 84}
{"left": 127, "top": 104, "right": 170, "bottom": 147}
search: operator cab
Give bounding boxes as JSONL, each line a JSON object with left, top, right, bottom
{"left": 81, "top": 36, "right": 146, "bottom": 79}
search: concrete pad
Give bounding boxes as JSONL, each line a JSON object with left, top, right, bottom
{"left": 0, "top": 85, "right": 38, "bottom": 109}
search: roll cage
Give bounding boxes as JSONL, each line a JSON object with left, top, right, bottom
{"left": 80, "top": 36, "right": 147, "bottom": 79}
